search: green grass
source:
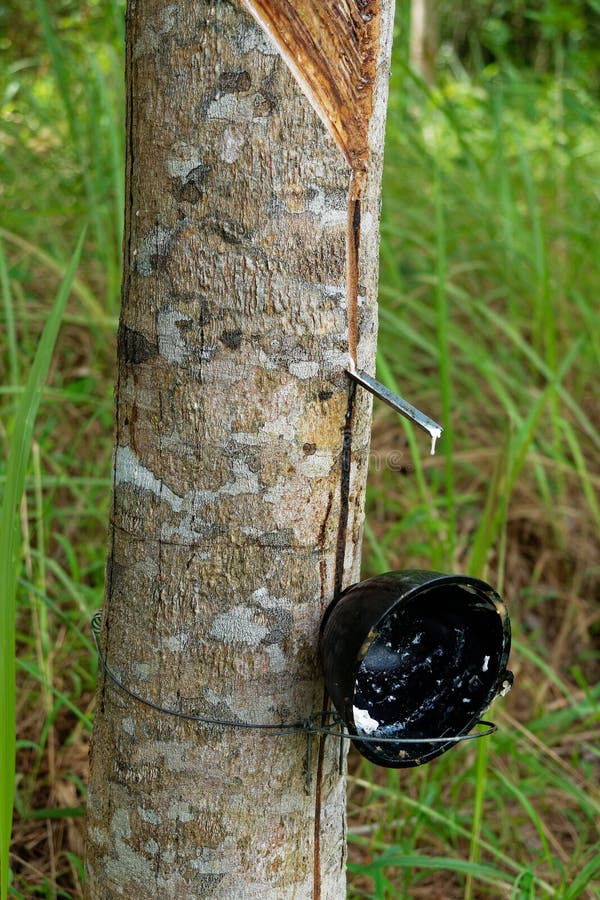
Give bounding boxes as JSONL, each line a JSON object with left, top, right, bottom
{"left": 0, "top": 233, "right": 84, "bottom": 900}
{"left": 349, "top": 26, "right": 600, "bottom": 899}
{"left": 1, "top": 2, "right": 599, "bottom": 898}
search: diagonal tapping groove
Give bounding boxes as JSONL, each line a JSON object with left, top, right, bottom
{"left": 239, "top": 0, "right": 380, "bottom": 171}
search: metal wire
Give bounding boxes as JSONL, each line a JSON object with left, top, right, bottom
{"left": 91, "top": 611, "right": 306, "bottom": 732}
{"left": 91, "top": 610, "right": 497, "bottom": 745}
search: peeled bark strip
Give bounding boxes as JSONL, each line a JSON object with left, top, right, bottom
{"left": 240, "top": 0, "right": 381, "bottom": 172}
{"left": 85, "top": 1, "right": 394, "bottom": 897}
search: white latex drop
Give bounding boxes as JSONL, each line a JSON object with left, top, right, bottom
{"left": 353, "top": 706, "right": 379, "bottom": 735}
{"left": 429, "top": 426, "right": 443, "bottom": 456}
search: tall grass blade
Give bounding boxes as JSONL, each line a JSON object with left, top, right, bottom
{"left": 0, "top": 230, "right": 113, "bottom": 330}
{"left": 465, "top": 732, "right": 489, "bottom": 900}
{"left": 348, "top": 776, "right": 557, "bottom": 895}
{"left": 495, "top": 769, "right": 557, "bottom": 876}
{"left": 477, "top": 304, "right": 599, "bottom": 449}
{"left": 433, "top": 162, "right": 455, "bottom": 561}
{"left": 376, "top": 350, "right": 444, "bottom": 567}
{"left": 560, "top": 419, "right": 600, "bottom": 533}
{"left": 363, "top": 519, "right": 390, "bottom": 574}
{"left": 33, "top": 0, "right": 108, "bottom": 283}
{"left": 563, "top": 853, "right": 600, "bottom": 899}
{"left": 0, "top": 230, "right": 84, "bottom": 900}
{"left": 33, "top": 0, "right": 77, "bottom": 146}
{"left": 0, "top": 240, "right": 18, "bottom": 387}
{"left": 349, "top": 849, "right": 519, "bottom": 892}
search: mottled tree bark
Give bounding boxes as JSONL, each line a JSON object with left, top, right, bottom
{"left": 85, "top": 1, "right": 394, "bottom": 897}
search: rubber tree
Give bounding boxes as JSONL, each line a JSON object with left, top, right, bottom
{"left": 85, "top": 1, "right": 395, "bottom": 896}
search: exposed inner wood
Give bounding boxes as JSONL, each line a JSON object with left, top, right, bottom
{"left": 240, "top": 0, "right": 380, "bottom": 172}
{"left": 240, "top": 1, "right": 380, "bottom": 370}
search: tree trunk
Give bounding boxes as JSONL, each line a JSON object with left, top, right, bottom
{"left": 85, "top": 1, "right": 394, "bottom": 897}
{"left": 410, "top": 0, "right": 438, "bottom": 84}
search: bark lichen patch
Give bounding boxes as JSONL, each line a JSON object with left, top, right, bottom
{"left": 167, "top": 799, "right": 195, "bottom": 823}
{"left": 266, "top": 644, "right": 287, "bottom": 672}
{"left": 235, "top": 21, "right": 280, "bottom": 55}
{"left": 256, "top": 528, "right": 295, "bottom": 548}
{"left": 166, "top": 144, "right": 212, "bottom": 203}
{"left": 122, "top": 717, "right": 136, "bottom": 736}
{"left": 220, "top": 328, "right": 243, "bottom": 349}
{"left": 177, "top": 181, "right": 202, "bottom": 204}
{"left": 298, "top": 451, "right": 335, "bottom": 479}
{"left": 322, "top": 347, "right": 353, "bottom": 371}
{"left": 261, "top": 413, "right": 297, "bottom": 443}
{"left": 104, "top": 827, "right": 180, "bottom": 895}
{"left": 162, "top": 517, "right": 225, "bottom": 545}
{"left": 131, "top": 661, "right": 155, "bottom": 683}
{"left": 133, "top": 4, "right": 179, "bottom": 59}
{"left": 178, "top": 166, "right": 211, "bottom": 204}
{"left": 264, "top": 609, "right": 293, "bottom": 643}
{"left": 166, "top": 143, "right": 209, "bottom": 179}
{"left": 209, "top": 605, "right": 270, "bottom": 646}
{"left": 87, "top": 825, "right": 108, "bottom": 849}
{"left": 135, "top": 740, "right": 195, "bottom": 773}
{"left": 221, "top": 125, "right": 247, "bottom": 163}
{"left": 156, "top": 308, "right": 192, "bottom": 364}
{"left": 289, "top": 360, "right": 319, "bottom": 379}
{"left": 115, "top": 446, "right": 184, "bottom": 513}
{"left": 104, "top": 807, "right": 144, "bottom": 878}
{"left": 231, "top": 430, "right": 269, "bottom": 447}
{"left": 319, "top": 206, "right": 347, "bottom": 230}
{"left": 361, "top": 208, "right": 375, "bottom": 236}
{"left": 163, "top": 632, "right": 191, "bottom": 652}
{"left": 137, "top": 807, "right": 161, "bottom": 826}
{"left": 307, "top": 186, "right": 347, "bottom": 210}
{"left": 203, "top": 215, "right": 250, "bottom": 246}
{"left": 220, "top": 458, "right": 260, "bottom": 496}
{"left": 249, "top": 586, "right": 290, "bottom": 609}
{"left": 317, "top": 283, "right": 346, "bottom": 303}
{"left": 306, "top": 188, "right": 348, "bottom": 229}
{"left": 206, "top": 92, "right": 256, "bottom": 122}
{"left": 135, "top": 225, "right": 174, "bottom": 276}
{"left": 190, "top": 873, "right": 226, "bottom": 892}
{"left": 253, "top": 93, "right": 275, "bottom": 119}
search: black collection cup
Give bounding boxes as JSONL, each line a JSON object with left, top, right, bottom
{"left": 320, "top": 570, "right": 513, "bottom": 767}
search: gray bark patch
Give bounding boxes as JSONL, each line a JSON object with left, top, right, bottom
{"left": 135, "top": 225, "right": 175, "bottom": 275}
